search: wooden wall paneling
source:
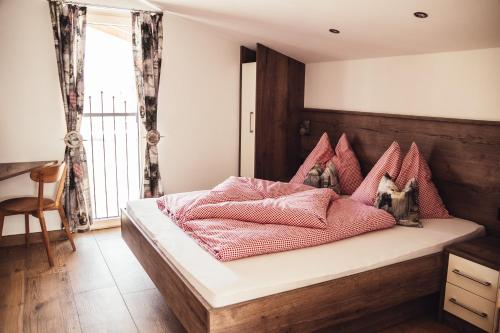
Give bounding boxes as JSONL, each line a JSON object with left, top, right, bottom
{"left": 298, "top": 108, "right": 500, "bottom": 236}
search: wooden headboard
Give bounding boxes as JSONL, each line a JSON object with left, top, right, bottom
{"left": 298, "top": 108, "right": 500, "bottom": 236}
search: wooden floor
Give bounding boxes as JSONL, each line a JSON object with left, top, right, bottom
{"left": 0, "top": 227, "right": 457, "bottom": 333}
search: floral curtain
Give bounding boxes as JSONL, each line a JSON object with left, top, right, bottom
{"left": 49, "top": 1, "right": 92, "bottom": 231}
{"left": 131, "top": 11, "right": 164, "bottom": 198}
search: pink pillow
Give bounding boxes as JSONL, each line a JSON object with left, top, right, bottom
{"left": 351, "top": 142, "right": 403, "bottom": 205}
{"left": 290, "top": 133, "right": 334, "bottom": 184}
{"left": 331, "top": 133, "right": 364, "bottom": 194}
{"left": 396, "top": 143, "right": 450, "bottom": 219}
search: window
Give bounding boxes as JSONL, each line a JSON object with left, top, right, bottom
{"left": 81, "top": 11, "right": 140, "bottom": 221}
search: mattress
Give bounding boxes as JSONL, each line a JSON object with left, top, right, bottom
{"left": 126, "top": 195, "right": 485, "bottom": 308}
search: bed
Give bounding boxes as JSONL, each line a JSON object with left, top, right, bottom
{"left": 122, "top": 200, "right": 484, "bottom": 333}
{"left": 122, "top": 109, "right": 500, "bottom": 333}
{"left": 127, "top": 197, "right": 484, "bottom": 308}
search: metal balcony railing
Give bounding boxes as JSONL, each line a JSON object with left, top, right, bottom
{"left": 82, "top": 91, "right": 140, "bottom": 220}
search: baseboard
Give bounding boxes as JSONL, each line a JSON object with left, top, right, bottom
{"left": 91, "top": 217, "right": 121, "bottom": 230}
{"left": 0, "top": 229, "right": 68, "bottom": 247}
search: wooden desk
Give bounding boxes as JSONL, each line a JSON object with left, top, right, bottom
{"left": 0, "top": 161, "right": 58, "bottom": 181}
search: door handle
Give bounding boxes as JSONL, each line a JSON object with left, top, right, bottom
{"left": 249, "top": 112, "right": 254, "bottom": 133}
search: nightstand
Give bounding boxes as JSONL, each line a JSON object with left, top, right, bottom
{"left": 440, "top": 237, "right": 500, "bottom": 333}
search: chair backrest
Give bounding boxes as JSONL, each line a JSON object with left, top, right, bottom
{"left": 30, "top": 162, "right": 67, "bottom": 206}
{"left": 30, "top": 162, "right": 65, "bottom": 183}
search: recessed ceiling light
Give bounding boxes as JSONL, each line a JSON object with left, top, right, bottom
{"left": 329, "top": 28, "right": 340, "bottom": 34}
{"left": 414, "top": 12, "right": 429, "bottom": 18}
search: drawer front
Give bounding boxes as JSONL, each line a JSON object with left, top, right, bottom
{"left": 496, "top": 290, "right": 500, "bottom": 333}
{"left": 447, "top": 254, "right": 499, "bottom": 302}
{"left": 444, "top": 282, "right": 495, "bottom": 332}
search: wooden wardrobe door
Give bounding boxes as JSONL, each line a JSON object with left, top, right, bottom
{"left": 255, "top": 44, "right": 305, "bottom": 181}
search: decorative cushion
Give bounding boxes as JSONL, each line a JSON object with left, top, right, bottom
{"left": 331, "top": 133, "right": 364, "bottom": 194}
{"left": 375, "top": 173, "right": 421, "bottom": 227}
{"left": 351, "top": 141, "right": 403, "bottom": 205}
{"left": 303, "top": 164, "right": 323, "bottom": 188}
{"left": 321, "top": 161, "right": 341, "bottom": 194}
{"left": 290, "top": 132, "right": 334, "bottom": 184}
{"left": 395, "top": 142, "right": 450, "bottom": 219}
{"left": 304, "top": 162, "right": 341, "bottom": 194}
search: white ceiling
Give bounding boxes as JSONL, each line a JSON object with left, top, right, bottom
{"left": 149, "top": 0, "right": 500, "bottom": 63}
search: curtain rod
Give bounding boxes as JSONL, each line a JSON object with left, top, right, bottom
{"left": 60, "top": 1, "right": 163, "bottom": 14}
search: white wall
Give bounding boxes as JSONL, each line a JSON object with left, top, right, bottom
{"left": 305, "top": 48, "right": 500, "bottom": 121}
{"left": 0, "top": 1, "right": 241, "bottom": 235}
{"left": 158, "top": 13, "right": 240, "bottom": 194}
{"left": 0, "top": 0, "right": 66, "bottom": 236}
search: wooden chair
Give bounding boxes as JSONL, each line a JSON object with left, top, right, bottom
{"left": 0, "top": 162, "right": 76, "bottom": 266}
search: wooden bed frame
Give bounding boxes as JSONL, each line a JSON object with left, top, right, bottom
{"left": 122, "top": 209, "right": 442, "bottom": 333}
{"left": 122, "top": 110, "right": 500, "bottom": 332}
